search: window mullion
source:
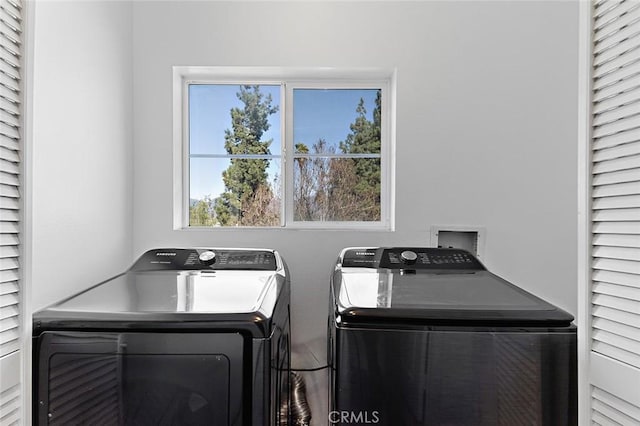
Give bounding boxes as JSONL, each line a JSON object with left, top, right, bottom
{"left": 182, "top": 77, "right": 191, "bottom": 228}
{"left": 190, "top": 154, "right": 282, "bottom": 159}
{"left": 380, "top": 79, "right": 391, "bottom": 229}
{"left": 291, "top": 153, "right": 382, "bottom": 159}
{"left": 283, "top": 82, "right": 294, "bottom": 226}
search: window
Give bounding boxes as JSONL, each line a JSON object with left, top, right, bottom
{"left": 174, "top": 68, "right": 394, "bottom": 229}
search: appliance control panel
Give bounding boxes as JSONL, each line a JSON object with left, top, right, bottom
{"left": 131, "top": 248, "right": 278, "bottom": 271}
{"left": 341, "top": 247, "right": 485, "bottom": 271}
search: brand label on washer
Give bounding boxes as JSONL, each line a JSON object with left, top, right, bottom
{"left": 342, "top": 249, "right": 378, "bottom": 268}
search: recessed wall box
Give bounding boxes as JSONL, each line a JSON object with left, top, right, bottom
{"left": 431, "top": 226, "right": 485, "bottom": 258}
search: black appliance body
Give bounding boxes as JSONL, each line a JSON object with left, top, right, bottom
{"left": 329, "top": 247, "right": 577, "bottom": 426}
{"left": 33, "top": 248, "right": 291, "bottom": 426}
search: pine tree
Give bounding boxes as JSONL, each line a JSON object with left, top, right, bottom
{"left": 214, "top": 85, "right": 279, "bottom": 225}
{"left": 340, "top": 92, "right": 381, "bottom": 197}
{"left": 336, "top": 91, "right": 382, "bottom": 220}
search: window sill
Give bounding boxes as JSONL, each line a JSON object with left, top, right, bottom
{"left": 178, "top": 223, "right": 394, "bottom": 232}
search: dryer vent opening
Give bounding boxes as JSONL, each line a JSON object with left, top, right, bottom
{"left": 431, "top": 226, "right": 485, "bottom": 258}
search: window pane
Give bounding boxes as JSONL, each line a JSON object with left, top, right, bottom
{"left": 292, "top": 88, "right": 382, "bottom": 223}
{"left": 293, "top": 89, "right": 381, "bottom": 155}
{"left": 293, "top": 157, "right": 381, "bottom": 222}
{"left": 188, "top": 83, "right": 282, "bottom": 227}
{"left": 190, "top": 84, "right": 281, "bottom": 156}
{"left": 190, "top": 158, "right": 281, "bottom": 227}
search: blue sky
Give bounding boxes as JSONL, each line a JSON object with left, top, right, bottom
{"left": 189, "top": 84, "right": 378, "bottom": 200}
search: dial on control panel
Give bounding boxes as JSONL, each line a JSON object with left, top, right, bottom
{"left": 198, "top": 250, "right": 217, "bottom": 266}
{"left": 400, "top": 250, "right": 418, "bottom": 264}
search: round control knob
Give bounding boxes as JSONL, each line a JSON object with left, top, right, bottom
{"left": 400, "top": 250, "right": 418, "bottom": 264}
{"left": 198, "top": 250, "right": 216, "bottom": 266}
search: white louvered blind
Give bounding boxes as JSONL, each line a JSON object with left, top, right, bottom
{"left": 590, "top": 0, "right": 640, "bottom": 423}
{"left": 0, "top": 0, "right": 22, "bottom": 424}
{"left": 592, "top": 387, "right": 640, "bottom": 425}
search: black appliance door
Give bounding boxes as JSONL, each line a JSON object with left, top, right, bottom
{"left": 34, "top": 331, "right": 246, "bottom": 426}
{"left": 333, "top": 326, "right": 577, "bottom": 426}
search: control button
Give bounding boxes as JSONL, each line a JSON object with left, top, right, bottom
{"left": 198, "top": 250, "right": 216, "bottom": 266}
{"left": 400, "top": 250, "right": 418, "bottom": 264}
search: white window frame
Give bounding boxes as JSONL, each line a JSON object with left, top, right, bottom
{"left": 173, "top": 66, "right": 396, "bottom": 230}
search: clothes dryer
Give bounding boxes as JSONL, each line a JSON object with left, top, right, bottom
{"left": 33, "top": 248, "right": 291, "bottom": 426}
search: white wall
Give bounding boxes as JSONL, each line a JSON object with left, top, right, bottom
{"left": 131, "top": 0, "right": 579, "bottom": 355}
{"left": 30, "top": 0, "right": 133, "bottom": 310}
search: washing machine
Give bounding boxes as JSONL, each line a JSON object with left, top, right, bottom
{"left": 328, "top": 247, "right": 577, "bottom": 426}
{"left": 32, "top": 248, "right": 291, "bottom": 426}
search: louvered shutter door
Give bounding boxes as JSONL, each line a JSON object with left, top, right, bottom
{"left": 590, "top": 0, "right": 640, "bottom": 423}
{"left": 0, "top": 0, "right": 22, "bottom": 424}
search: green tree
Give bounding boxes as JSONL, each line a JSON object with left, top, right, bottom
{"left": 189, "top": 197, "right": 216, "bottom": 226}
{"left": 339, "top": 92, "right": 382, "bottom": 198}
{"left": 214, "top": 85, "right": 279, "bottom": 225}
{"left": 335, "top": 91, "right": 382, "bottom": 220}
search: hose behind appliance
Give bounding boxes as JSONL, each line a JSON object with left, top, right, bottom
{"left": 280, "top": 371, "right": 312, "bottom": 426}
